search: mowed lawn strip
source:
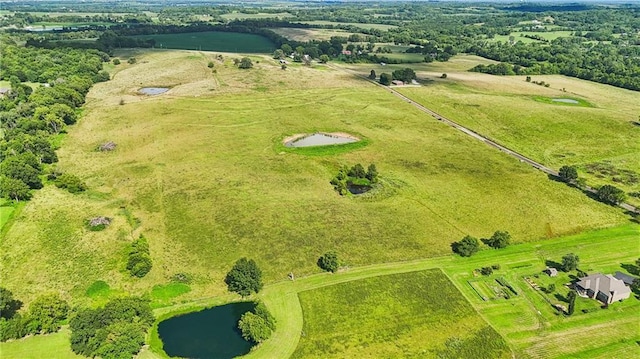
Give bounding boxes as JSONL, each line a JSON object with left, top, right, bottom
{"left": 291, "top": 269, "right": 511, "bottom": 359}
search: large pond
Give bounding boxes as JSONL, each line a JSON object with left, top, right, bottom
{"left": 551, "top": 98, "right": 579, "bottom": 104}
{"left": 285, "top": 133, "right": 359, "bottom": 148}
{"left": 139, "top": 87, "right": 169, "bottom": 95}
{"left": 158, "top": 302, "right": 255, "bottom": 359}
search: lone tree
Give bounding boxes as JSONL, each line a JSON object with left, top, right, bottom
{"left": 379, "top": 73, "right": 391, "bottom": 86}
{"left": 486, "top": 231, "right": 511, "bottom": 249}
{"left": 318, "top": 252, "right": 339, "bottom": 273}
{"left": 319, "top": 54, "right": 330, "bottom": 63}
{"left": 238, "top": 57, "right": 253, "bottom": 69}
{"left": 368, "top": 69, "right": 376, "bottom": 80}
{"left": 558, "top": 165, "right": 578, "bottom": 183}
{"left": 596, "top": 184, "right": 626, "bottom": 205}
{"left": 561, "top": 253, "right": 579, "bottom": 272}
{"left": 451, "top": 235, "right": 480, "bottom": 257}
{"left": 225, "top": 258, "right": 263, "bottom": 296}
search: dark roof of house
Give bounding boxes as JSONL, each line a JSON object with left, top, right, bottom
{"left": 614, "top": 271, "right": 636, "bottom": 285}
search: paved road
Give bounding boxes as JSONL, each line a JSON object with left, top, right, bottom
{"left": 331, "top": 64, "right": 639, "bottom": 215}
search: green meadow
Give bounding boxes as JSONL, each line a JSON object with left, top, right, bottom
{"left": 130, "top": 32, "right": 277, "bottom": 53}
{"left": 292, "top": 269, "right": 511, "bottom": 358}
{"left": 0, "top": 50, "right": 637, "bottom": 359}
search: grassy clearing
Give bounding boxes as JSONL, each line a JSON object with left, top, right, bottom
{"left": 220, "top": 12, "right": 293, "bottom": 20}
{"left": 0, "top": 327, "right": 82, "bottom": 359}
{"left": 5, "top": 224, "right": 638, "bottom": 359}
{"left": 388, "top": 71, "right": 640, "bottom": 206}
{"left": 291, "top": 269, "right": 511, "bottom": 358}
{"left": 298, "top": 20, "right": 397, "bottom": 31}
{"left": 150, "top": 283, "right": 192, "bottom": 308}
{"left": 271, "top": 28, "right": 355, "bottom": 41}
{"left": 491, "top": 31, "right": 573, "bottom": 43}
{"left": 130, "top": 32, "right": 276, "bottom": 53}
{"left": 0, "top": 50, "right": 627, "bottom": 308}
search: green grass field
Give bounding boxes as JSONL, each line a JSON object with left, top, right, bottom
{"left": 491, "top": 31, "right": 573, "bottom": 43}
{"left": 0, "top": 51, "right": 627, "bottom": 309}
{"left": 390, "top": 72, "right": 640, "bottom": 206}
{"left": 292, "top": 269, "right": 511, "bottom": 358}
{"left": 3, "top": 224, "right": 638, "bottom": 359}
{"left": 130, "top": 32, "right": 277, "bottom": 53}
{"left": 220, "top": 12, "right": 293, "bottom": 20}
{"left": 299, "top": 20, "right": 396, "bottom": 31}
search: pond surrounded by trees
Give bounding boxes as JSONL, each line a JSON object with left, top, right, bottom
{"left": 284, "top": 133, "right": 359, "bottom": 147}
{"left": 157, "top": 302, "right": 255, "bottom": 359}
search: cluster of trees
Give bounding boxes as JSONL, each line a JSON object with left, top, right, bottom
{"left": 127, "top": 235, "right": 152, "bottom": 278}
{"left": 225, "top": 258, "right": 263, "bottom": 297}
{"left": 237, "top": 302, "right": 276, "bottom": 344}
{"left": 451, "top": 231, "right": 511, "bottom": 257}
{"left": 557, "top": 165, "right": 628, "bottom": 206}
{"left": 318, "top": 252, "right": 340, "bottom": 273}
{"left": 330, "top": 163, "right": 378, "bottom": 195}
{"left": 0, "top": 45, "right": 109, "bottom": 202}
{"left": 70, "top": 297, "right": 154, "bottom": 359}
{"left": 0, "top": 288, "right": 69, "bottom": 342}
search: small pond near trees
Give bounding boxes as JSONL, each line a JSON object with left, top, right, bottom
{"left": 158, "top": 302, "right": 255, "bottom": 359}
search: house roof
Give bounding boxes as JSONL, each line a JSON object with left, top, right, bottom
{"left": 577, "top": 273, "right": 631, "bottom": 296}
{"left": 614, "top": 271, "right": 636, "bottom": 286}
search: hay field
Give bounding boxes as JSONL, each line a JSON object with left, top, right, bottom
{"left": 0, "top": 51, "right": 626, "bottom": 308}
{"left": 271, "top": 28, "right": 355, "bottom": 41}
{"left": 292, "top": 269, "right": 511, "bottom": 359}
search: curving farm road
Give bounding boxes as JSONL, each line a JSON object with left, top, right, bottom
{"left": 330, "top": 64, "right": 639, "bottom": 215}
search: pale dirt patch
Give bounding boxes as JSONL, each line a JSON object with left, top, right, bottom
{"left": 282, "top": 132, "right": 360, "bottom": 145}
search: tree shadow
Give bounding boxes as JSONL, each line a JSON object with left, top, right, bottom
{"left": 545, "top": 259, "right": 562, "bottom": 270}
{"left": 554, "top": 293, "right": 568, "bottom": 303}
{"left": 621, "top": 263, "right": 640, "bottom": 276}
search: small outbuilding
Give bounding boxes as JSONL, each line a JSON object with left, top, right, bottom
{"left": 544, "top": 267, "right": 558, "bottom": 277}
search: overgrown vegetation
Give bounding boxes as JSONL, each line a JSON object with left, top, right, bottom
{"left": 0, "top": 288, "right": 69, "bottom": 342}
{"left": 237, "top": 301, "right": 276, "bottom": 344}
{"left": 330, "top": 163, "right": 378, "bottom": 195}
{"left": 126, "top": 235, "right": 152, "bottom": 278}
{"left": 69, "top": 297, "right": 154, "bottom": 359}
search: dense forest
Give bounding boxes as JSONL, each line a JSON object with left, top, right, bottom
{"left": 0, "top": 42, "right": 109, "bottom": 201}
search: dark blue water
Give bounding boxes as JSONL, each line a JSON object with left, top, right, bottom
{"left": 158, "top": 302, "right": 255, "bottom": 359}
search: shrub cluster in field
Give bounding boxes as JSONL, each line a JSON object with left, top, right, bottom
{"left": 0, "top": 46, "right": 109, "bottom": 202}
{"left": 237, "top": 301, "right": 276, "bottom": 344}
{"left": 558, "top": 165, "right": 628, "bottom": 206}
{"left": 127, "top": 235, "right": 152, "bottom": 278}
{"left": 330, "top": 163, "right": 377, "bottom": 195}
{"left": 48, "top": 170, "right": 88, "bottom": 193}
{"left": 451, "top": 230, "right": 512, "bottom": 257}
{"left": 317, "top": 251, "right": 340, "bottom": 272}
{"left": 0, "top": 288, "right": 69, "bottom": 342}
{"left": 70, "top": 297, "right": 154, "bottom": 359}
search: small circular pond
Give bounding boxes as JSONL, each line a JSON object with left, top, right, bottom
{"left": 551, "top": 98, "right": 579, "bottom": 104}
{"left": 157, "top": 302, "right": 255, "bottom": 359}
{"left": 284, "top": 133, "right": 359, "bottom": 148}
{"left": 139, "top": 87, "right": 169, "bottom": 95}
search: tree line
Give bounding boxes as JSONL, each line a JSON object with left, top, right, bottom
{"left": 0, "top": 44, "right": 109, "bottom": 201}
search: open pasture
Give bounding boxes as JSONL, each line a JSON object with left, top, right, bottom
{"left": 130, "top": 32, "right": 276, "bottom": 53}
{"left": 220, "top": 12, "right": 294, "bottom": 20}
{"left": 271, "top": 27, "right": 355, "bottom": 41}
{"left": 0, "top": 50, "right": 627, "bottom": 308}
{"left": 291, "top": 269, "right": 511, "bottom": 358}
{"left": 298, "top": 20, "right": 397, "bottom": 31}
{"left": 389, "top": 71, "right": 640, "bottom": 206}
